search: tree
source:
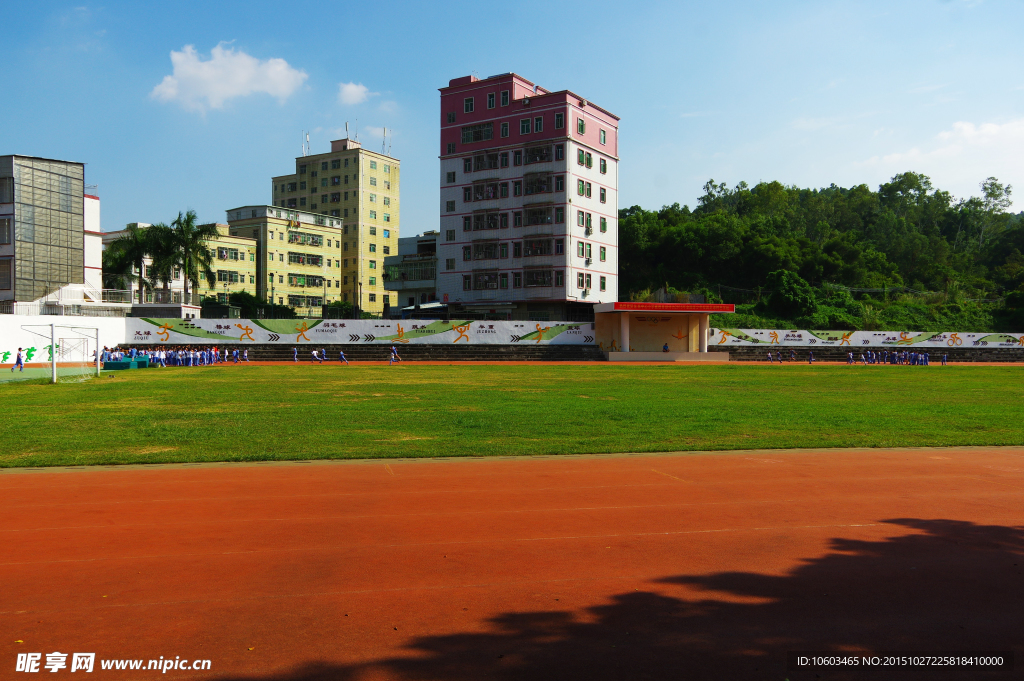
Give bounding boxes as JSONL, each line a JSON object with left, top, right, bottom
{"left": 107, "top": 223, "right": 152, "bottom": 304}
{"left": 145, "top": 223, "right": 178, "bottom": 297}
{"left": 169, "top": 210, "right": 219, "bottom": 301}
{"left": 764, "top": 270, "right": 817, "bottom": 318}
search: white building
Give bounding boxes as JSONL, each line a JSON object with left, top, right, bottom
{"left": 437, "top": 73, "right": 619, "bottom": 321}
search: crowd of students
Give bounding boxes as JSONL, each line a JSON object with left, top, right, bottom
{"left": 847, "top": 349, "right": 944, "bottom": 365}
{"left": 765, "top": 348, "right": 948, "bottom": 365}
{"left": 101, "top": 346, "right": 249, "bottom": 367}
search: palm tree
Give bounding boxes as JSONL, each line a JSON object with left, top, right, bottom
{"left": 170, "top": 210, "right": 218, "bottom": 303}
{"left": 108, "top": 223, "right": 152, "bottom": 304}
{"left": 145, "top": 223, "right": 178, "bottom": 302}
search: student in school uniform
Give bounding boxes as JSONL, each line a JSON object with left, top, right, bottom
{"left": 808, "top": 350, "right": 815, "bottom": 364}
{"left": 232, "top": 348, "right": 239, "bottom": 364}
{"left": 12, "top": 348, "right": 24, "bottom": 372}
{"left": 389, "top": 345, "right": 401, "bottom": 365}
{"left": 767, "top": 351, "right": 774, "bottom": 363}
{"left": 339, "top": 349, "right": 349, "bottom": 365}
{"left": 243, "top": 348, "right": 249, "bottom": 362}
{"left": 293, "top": 347, "right": 298, "bottom": 363}
{"left": 311, "top": 349, "right": 319, "bottom": 363}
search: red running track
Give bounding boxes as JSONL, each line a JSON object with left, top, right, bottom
{"left": 3, "top": 449, "right": 1024, "bottom": 680}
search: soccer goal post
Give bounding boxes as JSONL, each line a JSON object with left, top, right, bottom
{"left": 21, "top": 323, "right": 101, "bottom": 383}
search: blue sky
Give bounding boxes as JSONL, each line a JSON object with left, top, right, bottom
{"left": 3, "top": 1, "right": 1021, "bottom": 234}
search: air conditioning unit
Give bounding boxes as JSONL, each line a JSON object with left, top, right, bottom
{"left": 582, "top": 288, "right": 590, "bottom": 297}
{"left": 584, "top": 257, "right": 592, "bottom": 266}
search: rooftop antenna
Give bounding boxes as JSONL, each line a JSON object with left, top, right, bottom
{"left": 345, "top": 121, "right": 350, "bottom": 140}
{"left": 382, "top": 127, "right": 387, "bottom": 154}
{"left": 355, "top": 119, "right": 359, "bottom": 142}
{"left": 305, "top": 131, "right": 310, "bottom": 156}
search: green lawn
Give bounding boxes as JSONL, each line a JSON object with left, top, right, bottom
{"left": 1, "top": 363, "right": 1022, "bottom": 467}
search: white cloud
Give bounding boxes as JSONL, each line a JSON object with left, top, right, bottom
{"left": 859, "top": 118, "right": 1024, "bottom": 205}
{"left": 378, "top": 100, "right": 398, "bottom": 113}
{"left": 338, "top": 82, "right": 377, "bottom": 106}
{"left": 151, "top": 43, "right": 307, "bottom": 112}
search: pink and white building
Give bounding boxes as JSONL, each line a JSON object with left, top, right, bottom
{"left": 437, "top": 73, "right": 619, "bottom": 321}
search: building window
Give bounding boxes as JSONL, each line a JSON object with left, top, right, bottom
{"left": 446, "top": 258, "right": 456, "bottom": 270}
{"left": 577, "top": 210, "right": 585, "bottom": 227}
{"left": 447, "top": 143, "right": 456, "bottom": 154}
{"left": 447, "top": 171, "right": 456, "bottom": 183}
{"left": 461, "top": 122, "right": 493, "bottom": 144}
{"left": 534, "top": 116, "right": 543, "bottom": 133}
{"left": 512, "top": 241, "right": 522, "bottom": 258}
{"left": 555, "top": 176, "right": 564, "bottom": 192}
{"left": 0, "top": 219, "right": 10, "bottom": 244}
{"left": 555, "top": 112, "right": 564, "bottom": 129}
{"left": 383, "top": 214, "right": 390, "bottom": 222}
{"left": 513, "top": 272, "right": 522, "bottom": 288}
{"left": 555, "top": 144, "right": 564, "bottom": 161}
{"left": 446, "top": 229, "right": 455, "bottom": 241}
{"left": 600, "top": 246, "right": 607, "bottom": 262}
{"left": 462, "top": 246, "right": 471, "bottom": 261}
{"left": 513, "top": 181, "right": 522, "bottom": 197}
{"left": 577, "top": 118, "right": 586, "bottom": 135}
{"left": 0, "top": 259, "right": 10, "bottom": 289}
{"left": 513, "top": 150, "right": 522, "bottom": 166}
{"left": 369, "top": 211, "right": 377, "bottom": 219}
{"left": 586, "top": 213, "right": 592, "bottom": 229}
{"left": 586, "top": 152, "right": 593, "bottom": 168}
{"left": 370, "top": 161, "right": 377, "bottom": 170}
{"left": 463, "top": 275, "right": 472, "bottom": 291}
{"left": 447, "top": 112, "right": 456, "bottom": 124}
{"left": 463, "top": 216, "right": 472, "bottom": 231}
{"left": 501, "top": 90, "right": 509, "bottom": 106}
{"left": 370, "top": 226, "right": 377, "bottom": 235}
{"left": 499, "top": 272, "right": 508, "bottom": 289}
{"left": 446, "top": 200, "right": 456, "bottom": 212}
{"left": 464, "top": 158, "right": 473, "bottom": 173}
{"left": 555, "top": 207, "right": 564, "bottom": 223}
{"left": 487, "top": 93, "right": 495, "bottom": 109}
{"left": 500, "top": 122, "right": 509, "bottom": 138}
{"left": 600, "top": 158, "right": 607, "bottom": 174}
{"left": 370, "top": 177, "right": 377, "bottom": 187}
{"left": 500, "top": 183, "right": 509, "bottom": 198}
{"left": 586, "top": 182, "right": 592, "bottom": 198}
{"left": 520, "top": 119, "right": 531, "bottom": 135}
{"left": 384, "top": 164, "right": 390, "bottom": 173}
{"left": 368, "top": 293, "right": 376, "bottom": 302}
{"left": 577, "top": 272, "right": 585, "bottom": 289}
{"left": 369, "top": 243, "right": 377, "bottom": 252}
{"left": 500, "top": 243, "right": 509, "bottom": 258}
{"left": 370, "top": 193, "right": 377, "bottom": 202}
{"left": 513, "top": 211, "right": 522, "bottom": 227}
{"left": 577, "top": 180, "right": 585, "bottom": 196}
{"left": 600, "top": 216, "right": 608, "bottom": 232}
{"left": 383, "top": 197, "right": 390, "bottom": 206}
{"left": 464, "top": 97, "right": 474, "bottom": 113}
{"left": 600, "top": 187, "right": 606, "bottom": 203}
{"left": 600, "top": 276, "right": 606, "bottom": 291}
{"left": 369, "top": 260, "right": 377, "bottom": 269}
{"left": 463, "top": 187, "right": 472, "bottom": 202}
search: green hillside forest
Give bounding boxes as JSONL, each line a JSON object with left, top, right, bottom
{"left": 619, "top": 172, "right": 1023, "bottom": 332}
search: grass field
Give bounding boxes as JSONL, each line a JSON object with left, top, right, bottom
{"left": 1, "top": 363, "right": 1022, "bottom": 468}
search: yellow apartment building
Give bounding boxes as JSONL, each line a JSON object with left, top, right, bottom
{"left": 225, "top": 205, "right": 393, "bottom": 316}
{"left": 266, "top": 138, "right": 399, "bottom": 316}
{"left": 205, "top": 224, "right": 259, "bottom": 302}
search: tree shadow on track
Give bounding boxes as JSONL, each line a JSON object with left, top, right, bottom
{"left": 215, "top": 519, "right": 1024, "bottom": 681}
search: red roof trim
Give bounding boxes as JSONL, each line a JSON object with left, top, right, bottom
{"left": 612, "top": 302, "right": 735, "bottom": 313}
